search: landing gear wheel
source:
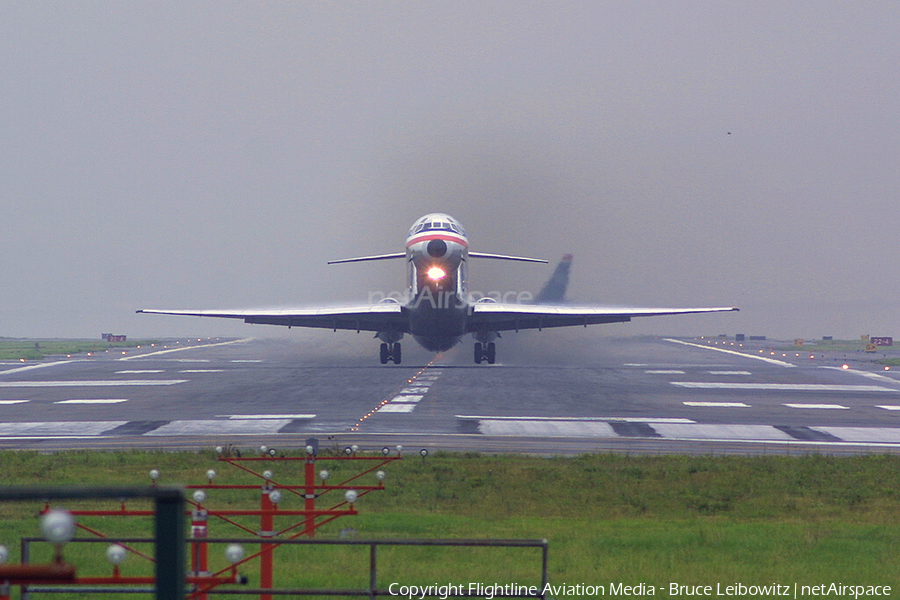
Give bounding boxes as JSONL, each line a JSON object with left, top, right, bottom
{"left": 474, "top": 342, "right": 483, "bottom": 364}
{"left": 486, "top": 342, "right": 496, "bottom": 364}
{"left": 392, "top": 343, "right": 402, "bottom": 364}
{"left": 380, "top": 343, "right": 390, "bottom": 365}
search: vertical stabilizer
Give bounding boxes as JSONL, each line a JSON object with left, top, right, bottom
{"left": 534, "top": 254, "right": 573, "bottom": 304}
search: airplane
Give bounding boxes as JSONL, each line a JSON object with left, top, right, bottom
{"left": 138, "top": 212, "right": 738, "bottom": 364}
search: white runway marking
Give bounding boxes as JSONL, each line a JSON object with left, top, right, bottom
{"left": 478, "top": 420, "right": 619, "bottom": 437}
{"left": 813, "top": 427, "right": 900, "bottom": 443}
{"left": 55, "top": 399, "right": 128, "bottom": 405}
{"left": 217, "top": 414, "right": 315, "bottom": 420}
{"left": 145, "top": 419, "right": 292, "bottom": 436}
{"left": 652, "top": 423, "right": 795, "bottom": 441}
{"left": 646, "top": 370, "right": 685, "bottom": 374}
{"left": 665, "top": 338, "right": 796, "bottom": 367}
{"left": 784, "top": 403, "right": 849, "bottom": 410}
{"left": 118, "top": 338, "right": 252, "bottom": 361}
{"left": 0, "top": 360, "right": 77, "bottom": 375}
{"left": 391, "top": 395, "right": 424, "bottom": 403}
{"left": 456, "top": 415, "right": 695, "bottom": 423}
{"left": 400, "top": 387, "right": 430, "bottom": 394}
{"left": 0, "top": 400, "right": 29, "bottom": 405}
{"left": 0, "top": 380, "right": 187, "bottom": 388}
{"left": 877, "top": 405, "right": 900, "bottom": 411}
{"left": 379, "top": 404, "right": 415, "bottom": 413}
{"left": 116, "top": 370, "right": 164, "bottom": 374}
{"left": 683, "top": 402, "right": 750, "bottom": 408}
{"left": 672, "top": 382, "right": 896, "bottom": 392}
{"left": 709, "top": 371, "right": 752, "bottom": 375}
{"left": 0, "top": 421, "right": 127, "bottom": 436}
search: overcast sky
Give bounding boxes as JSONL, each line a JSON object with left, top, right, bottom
{"left": 1, "top": 2, "right": 898, "bottom": 343}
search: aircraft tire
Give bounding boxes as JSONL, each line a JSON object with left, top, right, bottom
{"left": 380, "top": 343, "right": 390, "bottom": 364}
{"left": 474, "top": 342, "right": 483, "bottom": 364}
{"left": 392, "top": 343, "right": 402, "bottom": 364}
{"left": 486, "top": 342, "right": 496, "bottom": 364}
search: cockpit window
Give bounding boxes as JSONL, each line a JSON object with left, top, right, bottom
{"left": 415, "top": 224, "right": 425, "bottom": 233}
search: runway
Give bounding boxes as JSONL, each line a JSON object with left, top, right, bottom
{"left": 2, "top": 333, "right": 900, "bottom": 455}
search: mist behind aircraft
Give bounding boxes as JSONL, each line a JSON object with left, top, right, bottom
{"left": 1, "top": 3, "right": 897, "bottom": 341}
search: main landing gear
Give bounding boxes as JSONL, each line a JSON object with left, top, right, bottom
{"left": 380, "top": 342, "right": 402, "bottom": 364}
{"left": 474, "top": 342, "right": 496, "bottom": 364}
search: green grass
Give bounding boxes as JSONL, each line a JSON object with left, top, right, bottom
{"left": 0, "top": 338, "right": 163, "bottom": 360}
{"left": 2, "top": 451, "right": 900, "bottom": 597}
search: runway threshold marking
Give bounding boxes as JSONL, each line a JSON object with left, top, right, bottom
{"left": 0, "top": 380, "right": 188, "bottom": 388}
{"left": 664, "top": 338, "right": 796, "bottom": 367}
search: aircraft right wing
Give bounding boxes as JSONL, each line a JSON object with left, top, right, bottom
{"left": 467, "top": 302, "right": 739, "bottom": 332}
{"left": 137, "top": 302, "right": 407, "bottom": 333}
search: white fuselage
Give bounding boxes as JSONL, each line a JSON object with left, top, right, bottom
{"left": 403, "top": 213, "right": 470, "bottom": 351}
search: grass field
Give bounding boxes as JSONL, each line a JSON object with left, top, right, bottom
{"left": 0, "top": 338, "right": 162, "bottom": 360}
{"left": 1, "top": 450, "right": 899, "bottom": 598}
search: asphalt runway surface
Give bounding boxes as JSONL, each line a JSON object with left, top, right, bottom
{"left": 3, "top": 332, "right": 900, "bottom": 455}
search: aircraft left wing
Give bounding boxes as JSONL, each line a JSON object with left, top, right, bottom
{"left": 137, "top": 302, "right": 407, "bottom": 333}
{"left": 467, "top": 302, "right": 739, "bottom": 332}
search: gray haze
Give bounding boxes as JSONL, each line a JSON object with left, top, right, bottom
{"left": 2, "top": 2, "right": 898, "bottom": 342}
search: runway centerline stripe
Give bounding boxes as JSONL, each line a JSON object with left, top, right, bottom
{"left": 0, "top": 380, "right": 188, "bottom": 387}
{"left": 55, "top": 399, "right": 128, "bottom": 405}
{"left": 784, "top": 403, "right": 849, "bottom": 410}
{"left": 672, "top": 382, "right": 896, "bottom": 392}
{"left": 683, "top": 402, "right": 751, "bottom": 408}
{"left": 877, "top": 406, "right": 900, "bottom": 411}
{"left": 664, "top": 338, "right": 796, "bottom": 367}
{"left": 455, "top": 415, "right": 695, "bottom": 423}
{"left": 0, "top": 400, "right": 29, "bottom": 405}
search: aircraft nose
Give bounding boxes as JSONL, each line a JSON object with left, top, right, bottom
{"left": 426, "top": 239, "right": 447, "bottom": 257}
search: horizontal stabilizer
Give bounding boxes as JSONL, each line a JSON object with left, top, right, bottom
{"left": 327, "top": 252, "right": 406, "bottom": 265}
{"left": 468, "top": 252, "right": 547, "bottom": 264}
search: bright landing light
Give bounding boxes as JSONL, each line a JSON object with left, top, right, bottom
{"left": 426, "top": 266, "right": 446, "bottom": 281}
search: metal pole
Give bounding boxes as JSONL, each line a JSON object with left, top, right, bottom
{"left": 154, "top": 490, "right": 185, "bottom": 600}
{"left": 304, "top": 457, "right": 316, "bottom": 537}
{"left": 368, "top": 543, "right": 377, "bottom": 600}
{"left": 259, "top": 484, "right": 274, "bottom": 600}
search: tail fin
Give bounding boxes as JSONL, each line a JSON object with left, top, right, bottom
{"left": 534, "top": 254, "right": 573, "bottom": 304}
